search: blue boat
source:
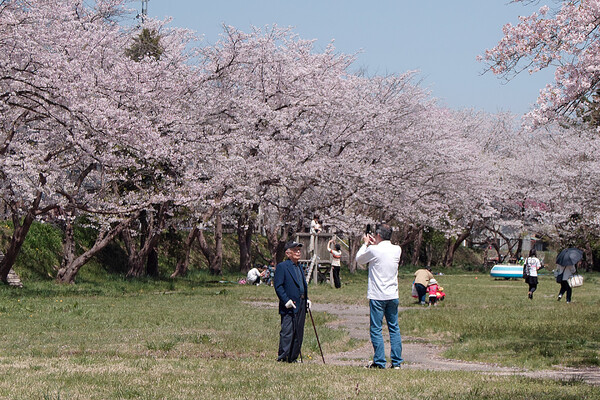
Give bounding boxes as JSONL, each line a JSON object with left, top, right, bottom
{"left": 490, "top": 264, "right": 523, "bottom": 279}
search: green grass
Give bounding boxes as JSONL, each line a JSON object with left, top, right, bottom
{"left": 0, "top": 270, "right": 599, "bottom": 399}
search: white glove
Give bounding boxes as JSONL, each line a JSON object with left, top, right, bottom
{"left": 285, "top": 299, "right": 296, "bottom": 309}
{"left": 307, "top": 299, "right": 312, "bottom": 310}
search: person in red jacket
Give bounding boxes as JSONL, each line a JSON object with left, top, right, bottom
{"left": 427, "top": 278, "right": 441, "bottom": 306}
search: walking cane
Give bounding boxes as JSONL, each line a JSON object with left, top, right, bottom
{"left": 308, "top": 307, "right": 325, "bottom": 364}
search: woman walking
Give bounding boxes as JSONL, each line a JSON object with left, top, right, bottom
{"left": 556, "top": 263, "right": 577, "bottom": 303}
{"left": 524, "top": 249, "right": 542, "bottom": 299}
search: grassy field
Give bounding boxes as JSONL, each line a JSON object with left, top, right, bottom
{"left": 0, "top": 269, "right": 599, "bottom": 399}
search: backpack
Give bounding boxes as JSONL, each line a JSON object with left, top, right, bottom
{"left": 522, "top": 260, "right": 529, "bottom": 279}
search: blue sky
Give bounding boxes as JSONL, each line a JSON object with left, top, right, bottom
{"left": 145, "top": 0, "right": 554, "bottom": 115}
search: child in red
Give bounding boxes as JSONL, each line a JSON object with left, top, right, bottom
{"left": 427, "top": 278, "right": 442, "bottom": 306}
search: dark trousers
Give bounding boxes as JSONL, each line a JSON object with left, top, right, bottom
{"left": 558, "top": 280, "right": 572, "bottom": 302}
{"left": 333, "top": 266, "right": 341, "bottom": 288}
{"left": 415, "top": 283, "right": 427, "bottom": 303}
{"left": 527, "top": 276, "right": 538, "bottom": 293}
{"left": 277, "top": 300, "right": 306, "bottom": 362}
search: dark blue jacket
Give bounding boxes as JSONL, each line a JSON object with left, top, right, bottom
{"left": 274, "top": 259, "right": 308, "bottom": 315}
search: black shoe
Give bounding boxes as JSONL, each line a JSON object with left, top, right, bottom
{"left": 528, "top": 292, "right": 533, "bottom": 299}
{"left": 365, "top": 361, "right": 384, "bottom": 369}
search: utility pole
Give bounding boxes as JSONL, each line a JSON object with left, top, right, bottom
{"left": 140, "top": 0, "right": 149, "bottom": 23}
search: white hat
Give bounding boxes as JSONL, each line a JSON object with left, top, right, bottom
{"left": 429, "top": 278, "right": 437, "bottom": 285}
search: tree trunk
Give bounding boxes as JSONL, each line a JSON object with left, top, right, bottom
{"left": 442, "top": 237, "right": 453, "bottom": 268}
{"left": 443, "top": 225, "right": 472, "bottom": 268}
{"left": 265, "top": 225, "right": 287, "bottom": 263}
{"left": 0, "top": 191, "right": 43, "bottom": 283}
{"left": 197, "top": 212, "right": 223, "bottom": 275}
{"left": 515, "top": 237, "right": 523, "bottom": 260}
{"left": 411, "top": 227, "right": 424, "bottom": 266}
{"left": 581, "top": 225, "right": 594, "bottom": 272}
{"left": 488, "top": 240, "right": 503, "bottom": 262}
{"left": 171, "top": 227, "right": 199, "bottom": 278}
{"left": 126, "top": 252, "right": 146, "bottom": 278}
{"left": 138, "top": 210, "right": 159, "bottom": 277}
{"left": 584, "top": 243, "right": 594, "bottom": 272}
{"left": 59, "top": 216, "right": 76, "bottom": 274}
{"left": 348, "top": 234, "right": 362, "bottom": 273}
{"left": 237, "top": 206, "right": 257, "bottom": 273}
{"left": 583, "top": 236, "right": 594, "bottom": 272}
{"left": 425, "top": 242, "right": 433, "bottom": 267}
{"left": 56, "top": 218, "right": 132, "bottom": 284}
{"left": 146, "top": 248, "right": 159, "bottom": 277}
{"left": 125, "top": 203, "right": 169, "bottom": 278}
{"left": 211, "top": 213, "right": 223, "bottom": 275}
{"left": 0, "top": 220, "right": 33, "bottom": 283}
{"left": 486, "top": 225, "right": 518, "bottom": 262}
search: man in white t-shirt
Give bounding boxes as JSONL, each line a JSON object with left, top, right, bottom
{"left": 356, "top": 223, "right": 403, "bottom": 369}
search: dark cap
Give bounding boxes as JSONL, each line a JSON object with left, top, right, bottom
{"left": 284, "top": 241, "right": 303, "bottom": 250}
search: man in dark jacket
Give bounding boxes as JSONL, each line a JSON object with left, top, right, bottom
{"left": 274, "top": 241, "right": 311, "bottom": 362}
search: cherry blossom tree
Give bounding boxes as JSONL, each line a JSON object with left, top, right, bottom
{"left": 526, "top": 124, "right": 600, "bottom": 265}
{"left": 0, "top": 0, "right": 198, "bottom": 282}
{"left": 481, "top": 0, "right": 600, "bottom": 268}
{"left": 6, "top": 1, "right": 581, "bottom": 282}
{"left": 176, "top": 25, "right": 385, "bottom": 269}
{"left": 481, "top": 0, "right": 600, "bottom": 128}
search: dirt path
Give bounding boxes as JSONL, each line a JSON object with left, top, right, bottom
{"left": 250, "top": 301, "right": 600, "bottom": 385}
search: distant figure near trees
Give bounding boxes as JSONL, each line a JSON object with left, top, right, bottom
{"left": 556, "top": 264, "right": 577, "bottom": 304}
{"left": 309, "top": 215, "right": 322, "bottom": 256}
{"left": 523, "top": 249, "right": 542, "bottom": 300}
{"left": 327, "top": 239, "right": 342, "bottom": 289}
{"left": 246, "top": 265, "right": 263, "bottom": 285}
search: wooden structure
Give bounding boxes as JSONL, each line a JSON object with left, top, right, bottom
{"left": 295, "top": 232, "right": 349, "bottom": 286}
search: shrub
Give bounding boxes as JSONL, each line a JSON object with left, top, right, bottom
{"left": 15, "top": 221, "right": 63, "bottom": 280}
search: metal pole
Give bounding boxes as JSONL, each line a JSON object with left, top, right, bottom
{"left": 308, "top": 308, "right": 325, "bottom": 364}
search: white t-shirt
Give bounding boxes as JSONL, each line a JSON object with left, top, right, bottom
{"left": 310, "top": 220, "right": 321, "bottom": 235}
{"left": 330, "top": 249, "right": 342, "bottom": 266}
{"left": 356, "top": 241, "right": 402, "bottom": 300}
{"left": 247, "top": 268, "right": 261, "bottom": 283}
{"left": 525, "top": 257, "right": 542, "bottom": 277}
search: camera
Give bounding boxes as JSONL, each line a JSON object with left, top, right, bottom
{"left": 365, "top": 224, "right": 372, "bottom": 234}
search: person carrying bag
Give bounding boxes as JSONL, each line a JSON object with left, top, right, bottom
{"left": 568, "top": 266, "right": 584, "bottom": 288}
{"left": 556, "top": 264, "right": 577, "bottom": 303}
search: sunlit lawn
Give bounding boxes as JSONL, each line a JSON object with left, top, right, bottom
{"left": 0, "top": 269, "right": 598, "bottom": 399}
